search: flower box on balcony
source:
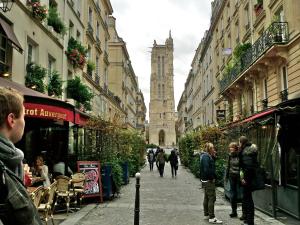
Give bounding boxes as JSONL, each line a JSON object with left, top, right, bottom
{"left": 66, "top": 37, "right": 87, "bottom": 69}
{"left": 254, "top": 3, "right": 263, "bottom": 17}
{"left": 27, "top": 0, "right": 48, "bottom": 21}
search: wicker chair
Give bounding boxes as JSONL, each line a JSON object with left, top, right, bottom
{"left": 38, "top": 181, "right": 57, "bottom": 225}
{"left": 54, "top": 175, "right": 74, "bottom": 214}
{"left": 71, "top": 172, "right": 86, "bottom": 208}
{"left": 30, "top": 186, "right": 45, "bottom": 208}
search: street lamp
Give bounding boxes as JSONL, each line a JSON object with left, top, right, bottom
{"left": 0, "top": 0, "right": 14, "bottom": 13}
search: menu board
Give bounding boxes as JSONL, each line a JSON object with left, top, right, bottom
{"left": 77, "top": 161, "right": 103, "bottom": 202}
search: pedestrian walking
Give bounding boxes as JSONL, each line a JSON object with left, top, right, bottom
{"left": 147, "top": 149, "right": 155, "bottom": 171}
{"left": 239, "top": 136, "right": 258, "bottom": 225}
{"left": 199, "top": 142, "right": 223, "bottom": 224}
{"left": 169, "top": 149, "right": 178, "bottom": 178}
{"left": 225, "top": 142, "right": 241, "bottom": 218}
{"left": 156, "top": 148, "right": 166, "bottom": 177}
{"left": 0, "top": 87, "right": 43, "bottom": 225}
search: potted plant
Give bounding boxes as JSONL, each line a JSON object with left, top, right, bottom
{"left": 47, "top": 6, "right": 67, "bottom": 35}
{"left": 25, "top": 63, "right": 47, "bottom": 93}
{"left": 254, "top": 0, "right": 263, "bottom": 16}
{"left": 66, "top": 37, "right": 87, "bottom": 69}
{"left": 47, "top": 70, "right": 63, "bottom": 97}
{"left": 27, "top": 0, "right": 48, "bottom": 21}
{"left": 87, "top": 60, "right": 95, "bottom": 76}
{"left": 67, "top": 76, "right": 94, "bottom": 111}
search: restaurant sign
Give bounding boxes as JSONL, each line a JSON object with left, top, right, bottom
{"left": 24, "top": 103, "right": 74, "bottom": 122}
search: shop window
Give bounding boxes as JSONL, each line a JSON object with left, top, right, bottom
{"left": 286, "top": 147, "right": 297, "bottom": 186}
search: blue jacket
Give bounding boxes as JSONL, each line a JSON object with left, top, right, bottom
{"left": 200, "top": 152, "right": 216, "bottom": 181}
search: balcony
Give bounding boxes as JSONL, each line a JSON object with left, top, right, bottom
{"left": 219, "top": 22, "right": 289, "bottom": 93}
{"left": 280, "top": 89, "right": 288, "bottom": 102}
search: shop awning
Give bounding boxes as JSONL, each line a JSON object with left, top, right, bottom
{"left": 0, "top": 78, "right": 89, "bottom": 125}
{"left": 0, "top": 17, "right": 23, "bottom": 53}
{"left": 241, "top": 108, "right": 275, "bottom": 123}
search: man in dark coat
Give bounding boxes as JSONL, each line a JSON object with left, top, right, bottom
{"left": 239, "top": 136, "right": 258, "bottom": 225}
{"left": 0, "top": 87, "right": 42, "bottom": 225}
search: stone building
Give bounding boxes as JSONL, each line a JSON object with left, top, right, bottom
{"left": 149, "top": 32, "right": 176, "bottom": 147}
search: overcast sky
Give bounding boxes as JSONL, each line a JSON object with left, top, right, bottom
{"left": 110, "top": 0, "right": 212, "bottom": 119}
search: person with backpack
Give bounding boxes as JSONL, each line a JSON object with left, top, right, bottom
{"left": 147, "top": 149, "right": 155, "bottom": 171}
{"left": 156, "top": 148, "right": 167, "bottom": 177}
{"left": 0, "top": 87, "right": 42, "bottom": 225}
{"left": 200, "top": 143, "right": 223, "bottom": 224}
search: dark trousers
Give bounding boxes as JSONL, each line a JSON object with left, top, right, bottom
{"left": 203, "top": 181, "right": 216, "bottom": 219}
{"left": 158, "top": 163, "right": 165, "bottom": 177}
{"left": 149, "top": 161, "right": 154, "bottom": 171}
{"left": 229, "top": 175, "right": 239, "bottom": 213}
{"left": 242, "top": 177, "right": 254, "bottom": 225}
{"left": 170, "top": 164, "right": 177, "bottom": 177}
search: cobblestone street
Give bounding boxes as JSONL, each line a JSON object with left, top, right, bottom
{"left": 61, "top": 162, "right": 285, "bottom": 225}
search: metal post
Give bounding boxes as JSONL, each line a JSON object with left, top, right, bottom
{"left": 134, "top": 172, "right": 141, "bottom": 225}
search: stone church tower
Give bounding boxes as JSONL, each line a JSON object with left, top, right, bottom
{"left": 149, "top": 32, "right": 176, "bottom": 147}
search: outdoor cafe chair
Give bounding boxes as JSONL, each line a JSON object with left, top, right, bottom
{"left": 38, "top": 181, "right": 57, "bottom": 225}
{"left": 54, "top": 175, "right": 74, "bottom": 215}
{"left": 71, "top": 172, "right": 86, "bottom": 209}
{"left": 30, "top": 186, "right": 45, "bottom": 208}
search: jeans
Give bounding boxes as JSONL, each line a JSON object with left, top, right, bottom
{"left": 203, "top": 181, "right": 216, "bottom": 219}
{"left": 149, "top": 161, "right": 154, "bottom": 171}
{"left": 170, "top": 164, "right": 177, "bottom": 177}
{"left": 158, "top": 163, "right": 165, "bottom": 177}
{"left": 242, "top": 172, "right": 255, "bottom": 225}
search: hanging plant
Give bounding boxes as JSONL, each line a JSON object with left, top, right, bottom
{"left": 25, "top": 63, "right": 47, "bottom": 93}
{"left": 47, "top": 70, "right": 63, "bottom": 97}
{"left": 87, "top": 60, "right": 95, "bottom": 76}
{"left": 47, "top": 6, "right": 67, "bottom": 35}
{"left": 27, "top": 0, "right": 48, "bottom": 21}
{"left": 66, "top": 37, "right": 87, "bottom": 69}
{"left": 67, "top": 76, "right": 93, "bottom": 111}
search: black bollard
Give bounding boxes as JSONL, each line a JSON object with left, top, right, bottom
{"left": 134, "top": 172, "right": 141, "bottom": 225}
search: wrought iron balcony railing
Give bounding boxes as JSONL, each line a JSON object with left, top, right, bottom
{"left": 219, "top": 22, "right": 289, "bottom": 93}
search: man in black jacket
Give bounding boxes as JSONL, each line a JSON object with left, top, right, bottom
{"left": 0, "top": 87, "right": 42, "bottom": 225}
{"left": 200, "top": 143, "right": 222, "bottom": 224}
{"left": 239, "top": 136, "right": 258, "bottom": 225}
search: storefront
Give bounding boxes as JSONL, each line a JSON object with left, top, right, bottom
{"left": 0, "top": 77, "right": 88, "bottom": 173}
{"left": 223, "top": 99, "right": 300, "bottom": 220}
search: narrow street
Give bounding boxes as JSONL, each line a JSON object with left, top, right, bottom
{"left": 61, "top": 162, "right": 284, "bottom": 225}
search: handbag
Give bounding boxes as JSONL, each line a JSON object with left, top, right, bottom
{"left": 251, "top": 167, "right": 266, "bottom": 191}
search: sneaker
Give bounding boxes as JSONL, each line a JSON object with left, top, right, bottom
{"left": 204, "top": 215, "right": 210, "bottom": 220}
{"left": 208, "top": 217, "right": 223, "bottom": 224}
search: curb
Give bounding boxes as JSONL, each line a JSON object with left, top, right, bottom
{"left": 59, "top": 204, "right": 98, "bottom": 225}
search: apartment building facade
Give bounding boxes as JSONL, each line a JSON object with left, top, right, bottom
{"left": 177, "top": 0, "right": 300, "bottom": 219}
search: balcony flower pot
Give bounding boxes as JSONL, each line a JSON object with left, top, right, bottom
{"left": 254, "top": 3, "right": 263, "bottom": 17}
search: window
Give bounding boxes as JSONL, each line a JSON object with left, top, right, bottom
{"left": 27, "top": 40, "right": 37, "bottom": 64}
{"left": 76, "top": 30, "right": 81, "bottom": 41}
{"left": 88, "top": 7, "right": 93, "bottom": 24}
{"left": 47, "top": 55, "right": 55, "bottom": 81}
{"left": 157, "top": 56, "right": 161, "bottom": 79}
{"left": 281, "top": 65, "right": 288, "bottom": 90}
{"left": 158, "top": 84, "right": 161, "bottom": 98}
{"left": 96, "top": 21, "right": 100, "bottom": 39}
{"left": 162, "top": 84, "right": 165, "bottom": 99}
{"left": 87, "top": 45, "right": 91, "bottom": 60}
{"left": 162, "top": 56, "right": 165, "bottom": 77}
{"left": 244, "top": 4, "right": 250, "bottom": 28}
{"left": 0, "top": 34, "right": 7, "bottom": 66}
{"left": 104, "top": 68, "right": 108, "bottom": 85}
{"left": 96, "top": 55, "right": 99, "bottom": 75}
{"left": 69, "top": 21, "right": 74, "bottom": 39}
{"left": 263, "top": 78, "right": 268, "bottom": 99}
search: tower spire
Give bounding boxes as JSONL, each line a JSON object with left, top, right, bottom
{"left": 169, "top": 30, "right": 172, "bottom": 38}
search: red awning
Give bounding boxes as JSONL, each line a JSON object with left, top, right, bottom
{"left": 75, "top": 110, "right": 89, "bottom": 126}
{"left": 24, "top": 103, "right": 74, "bottom": 123}
{"left": 241, "top": 108, "right": 275, "bottom": 123}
